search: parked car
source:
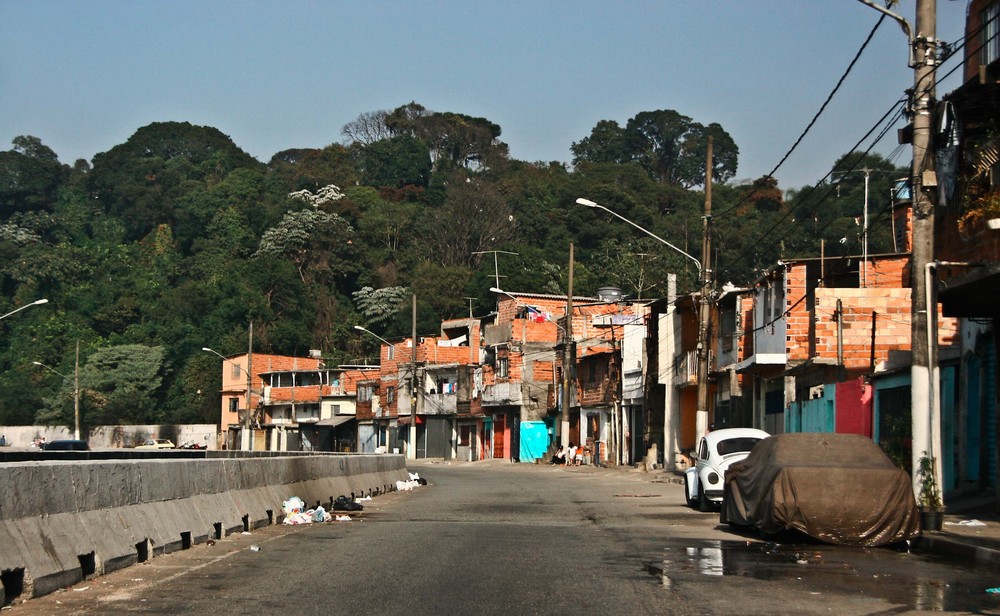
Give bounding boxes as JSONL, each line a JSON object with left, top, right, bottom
{"left": 135, "top": 439, "right": 175, "bottom": 449}
{"left": 684, "top": 427, "right": 770, "bottom": 511}
{"left": 42, "top": 439, "right": 90, "bottom": 451}
{"left": 721, "top": 432, "right": 920, "bottom": 547}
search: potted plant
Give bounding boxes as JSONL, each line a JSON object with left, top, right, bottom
{"left": 916, "top": 452, "right": 944, "bottom": 531}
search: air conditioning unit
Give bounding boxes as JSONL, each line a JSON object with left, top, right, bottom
{"left": 309, "top": 349, "right": 322, "bottom": 358}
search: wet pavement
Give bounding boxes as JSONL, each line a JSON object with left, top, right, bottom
{"left": 4, "top": 458, "right": 999, "bottom": 615}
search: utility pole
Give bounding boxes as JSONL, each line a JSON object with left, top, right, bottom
{"left": 410, "top": 293, "right": 418, "bottom": 460}
{"left": 696, "top": 138, "right": 714, "bottom": 442}
{"left": 73, "top": 340, "right": 80, "bottom": 441}
{"left": 243, "top": 320, "right": 254, "bottom": 451}
{"left": 858, "top": 0, "right": 940, "bottom": 505}
{"left": 561, "top": 243, "right": 574, "bottom": 449}
{"left": 909, "top": 0, "right": 939, "bottom": 499}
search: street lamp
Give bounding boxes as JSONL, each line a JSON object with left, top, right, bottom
{"left": 576, "top": 199, "right": 701, "bottom": 274}
{"left": 203, "top": 346, "right": 254, "bottom": 451}
{"left": 353, "top": 325, "right": 400, "bottom": 350}
{"left": 577, "top": 195, "right": 713, "bottom": 449}
{"left": 1, "top": 298, "right": 48, "bottom": 322}
{"left": 33, "top": 340, "right": 80, "bottom": 440}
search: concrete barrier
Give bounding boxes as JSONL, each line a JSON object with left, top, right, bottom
{"left": 0, "top": 454, "right": 409, "bottom": 602}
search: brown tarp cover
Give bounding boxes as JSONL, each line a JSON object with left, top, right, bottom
{"left": 721, "top": 432, "right": 920, "bottom": 546}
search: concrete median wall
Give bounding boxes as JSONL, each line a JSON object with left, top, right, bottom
{"left": 0, "top": 454, "right": 409, "bottom": 601}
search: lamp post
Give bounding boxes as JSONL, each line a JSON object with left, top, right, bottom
{"left": 33, "top": 340, "right": 81, "bottom": 440}
{"left": 576, "top": 199, "right": 701, "bottom": 275}
{"left": 203, "top": 346, "right": 254, "bottom": 451}
{"left": 1, "top": 298, "right": 48, "bottom": 322}
{"left": 354, "top": 323, "right": 418, "bottom": 459}
{"left": 576, "top": 196, "right": 714, "bottom": 449}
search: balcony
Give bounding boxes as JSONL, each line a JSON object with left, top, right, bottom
{"left": 422, "top": 393, "right": 458, "bottom": 415}
{"left": 482, "top": 381, "right": 524, "bottom": 406}
{"left": 673, "top": 350, "right": 698, "bottom": 386}
{"left": 577, "top": 377, "right": 616, "bottom": 407}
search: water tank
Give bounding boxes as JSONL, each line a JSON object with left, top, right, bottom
{"left": 597, "top": 286, "right": 623, "bottom": 303}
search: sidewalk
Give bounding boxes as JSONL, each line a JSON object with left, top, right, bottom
{"left": 916, "top": 505, "right": 1000, "bottom": 566}
{"left": 585, "top": 461, "right": 1000, "bottom": 565}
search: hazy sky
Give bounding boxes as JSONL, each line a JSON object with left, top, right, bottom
{"left": 1, "top": 1, "right": 970, "bottom": 190}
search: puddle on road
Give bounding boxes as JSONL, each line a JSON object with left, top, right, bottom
{"left": 645, "top": 539, "right": 1000, "bottom": 612}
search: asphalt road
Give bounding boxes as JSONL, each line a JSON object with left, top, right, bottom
{"left": 7, "top": 460, "right": 1000, "bottom": 615}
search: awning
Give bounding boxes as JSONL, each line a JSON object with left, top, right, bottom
{"left": 315, "top": 416, "right": 356, "bottom": 428}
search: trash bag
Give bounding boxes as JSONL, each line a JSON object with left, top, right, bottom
{"left": 311, "top": 506, "right": 331, "bottom": 523}
{"left": 333, "top": 495, "right": 364, "bottom": 511}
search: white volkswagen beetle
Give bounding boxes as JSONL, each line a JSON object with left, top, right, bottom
{"left": 684, "top": 427, "right": 770, "bottom": 511}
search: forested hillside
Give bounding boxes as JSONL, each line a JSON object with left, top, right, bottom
{"left": 0, "top": 103, "right": 905, "bottom": 427}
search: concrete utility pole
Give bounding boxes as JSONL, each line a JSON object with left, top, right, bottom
{"left": 561, "top": 243, "right": 574, "bottom": 448}
{"left": 909, "top": 0, "right": 940, "bottom": 499}
{"left": 411, "top": 294, "right": 418, "bottom": 459}
{"left": 244, "top": 321, "right": 254, "bottom": 451}
{"left": 696, "top": 137, "right": 713, "bottom": 443}
{"left": 73, "top": 340, "right": 80, "bottom": 441}
{"left": 858, "top": 0, "right": 939, "bottom": 501}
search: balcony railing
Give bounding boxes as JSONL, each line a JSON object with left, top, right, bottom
{"left": 673, "top": 350, "right": 698, "bottom": 386}
{"left": 422, "top": 393, "right": 458, "bottom": 415}
{"left": 482, "top": 382, "right": 524, "bottom": 406}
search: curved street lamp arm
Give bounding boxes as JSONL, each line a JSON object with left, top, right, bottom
{"left": 576, "top": 199, "right": 702, "bottom": 274}
{"left": 1, "top": 298, "right": 48, "bottom": 322}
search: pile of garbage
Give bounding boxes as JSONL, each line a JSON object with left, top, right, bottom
{"left": 396, "top": 472, "right": 428, "bottom": 492}
{"left": 281, "top": 496, "right": 332, "bottom": 525}
{"left": 281, "top": 474, "right": 426, "bottom": 525}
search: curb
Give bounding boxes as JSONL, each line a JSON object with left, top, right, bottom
{"left": 914, "top": 533, "right": 1000, "bottom": 566}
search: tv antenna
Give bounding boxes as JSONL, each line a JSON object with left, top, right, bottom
{"left": 472, "top": 250, "right": 518, "bottom": 289}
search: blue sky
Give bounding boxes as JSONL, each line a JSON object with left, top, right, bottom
{"left": 1, "top": 1, "right": 970, "bottom": 190}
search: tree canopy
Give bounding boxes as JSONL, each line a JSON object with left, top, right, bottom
{"left": 0, "top": 110, "right": 901, "bottom": 427}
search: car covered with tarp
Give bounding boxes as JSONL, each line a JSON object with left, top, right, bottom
{"left": 721, "top": 432, "right": 920, "bottom": 547}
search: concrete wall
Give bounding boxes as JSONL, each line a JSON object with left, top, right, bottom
{"left": 0, "top": 453, "right": 409, "bottom": 601}
{"left": 0, "top": 424, "right": 218, "bottom": 449}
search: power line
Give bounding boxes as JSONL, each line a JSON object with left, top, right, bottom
{"left": 714, "top": 12, "right": 888, "bottom": 219}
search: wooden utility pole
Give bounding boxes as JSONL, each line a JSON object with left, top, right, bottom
{"left": 696, "top": 137, "right": 713, "bottom": 442}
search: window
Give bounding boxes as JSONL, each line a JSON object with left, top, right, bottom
{"left": 231, "top": 363, "right": 242, "bottom": 379}
{"left": 983, "top": 2, "right": 1000, "bottom": 67}
{"left": 228, "top": 398, "right": 239, "bottom": 413}
{"left": 358, "top": 385, "right": 373, "bottom": 402}
{"left": 386, "top": 386, "right": 395, "bottom": 405}
{"left": 497, "top": 357, "right": 509, "bottom": 378}
{"left": 387, "top": 345, "right": 395, "bottom": 360}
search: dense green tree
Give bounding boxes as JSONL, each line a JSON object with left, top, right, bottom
{"left": 572, "top": 109, "right": 738, "bottom": 188}
{"left": 384, "top": 102, "right": 509, "bottom": 172}
{"left": 355, "top": 135, "right": 432, "bottom": 188}
{"left": 0, "top": 136, "right": 67, "bottom": 214}
{"left": 88, "top": 122, "right": 261, "bottom": 240}
{"left": 424, "top": 175, "right": 516, "bottom": 268}
{"left": 267, "top": 144, "right": 358, "bottom": 192}
{"left": 36, "top": 344, "right": 167, "bottom": 426}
